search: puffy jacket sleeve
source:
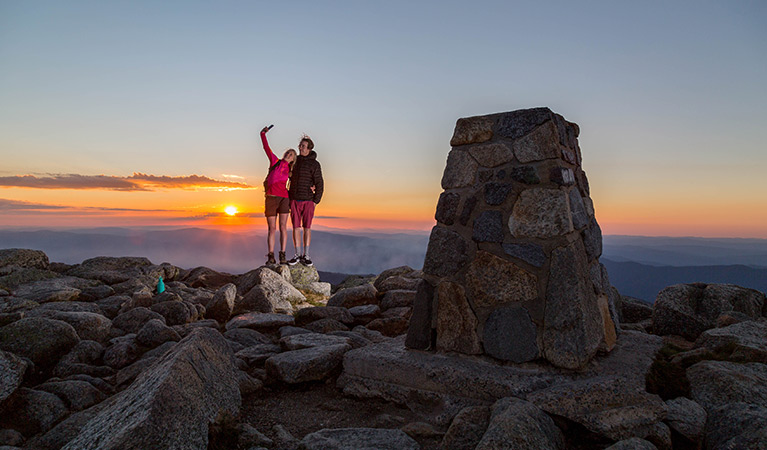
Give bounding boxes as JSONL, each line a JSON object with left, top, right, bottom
{"left": 261, "top": 132, "right": 279, "bottom": 167}
{"left": 312, "top": 161, "right": 324, "bottom": 204}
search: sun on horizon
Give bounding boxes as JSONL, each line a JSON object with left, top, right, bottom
{"left": 224, "top": 205, "right": 238, "bottom": 216}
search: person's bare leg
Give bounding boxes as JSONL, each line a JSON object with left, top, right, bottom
{"left": 278, "top": 213, "right": 289, "bottom": 252}
{"left": 266, "top": 216, "right": 277, "bottom": 254}
{"left": 292, "top": 227, "right": 301, "bottom": 256}
{"left": 304, "top": 228, "right": 311, "bottom": 250}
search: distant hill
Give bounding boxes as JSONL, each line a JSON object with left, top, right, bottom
{"left": 602, "top": 235, "right": 767, "bottom": 267}
{"left": 0, "top": 227, "right": 428, "bottom": 276}
{"left": 601, "top": 258, "right": 767, "bottom": 302}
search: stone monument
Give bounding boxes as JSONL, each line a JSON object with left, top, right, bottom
{"left": 406, "top": 107, "right": 618, "bottom": 370}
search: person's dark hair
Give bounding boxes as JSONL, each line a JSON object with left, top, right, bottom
{"left": 300, "top": 134, "right": 314, "bottom": 150}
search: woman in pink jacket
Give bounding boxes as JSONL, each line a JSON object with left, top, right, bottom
{"left": 260, "top": 126, "right": 296, "bottom": 265}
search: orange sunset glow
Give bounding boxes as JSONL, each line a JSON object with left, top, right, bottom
{"left": 1, "top": 2, "right": 765, "bottom": 240}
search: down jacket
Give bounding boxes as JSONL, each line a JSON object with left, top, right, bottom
{"left": 289, "top": 151, "right": 324, "bottom": 204}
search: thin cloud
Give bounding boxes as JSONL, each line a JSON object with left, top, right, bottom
{"left": 0, "top": 198, "right": 179, "bottom": 213}
{"left": 0, "top": 173, "right": 255, "bottom": 191}
{"left": 0, "top": 198, "right": 69, "bottom": 210}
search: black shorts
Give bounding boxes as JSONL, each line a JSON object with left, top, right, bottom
{"left": 265, "top": 195, "right": 290, "bottom": 217}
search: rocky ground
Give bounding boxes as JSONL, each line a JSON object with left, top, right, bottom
{"left": 1, "top": 248, "right": 767, "bottom": 449}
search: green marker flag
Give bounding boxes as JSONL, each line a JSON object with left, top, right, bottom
{"left": 157, "top": 276, "right": 165, "bottom": 294}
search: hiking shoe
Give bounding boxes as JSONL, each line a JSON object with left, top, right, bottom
{"left": 279, "top": 251, "right": 287, "bottom": 264}
{"left": 266, "top": 253, "right": 276, "bottom": 265}
{"left": 287, "top": 256, "right": 301, "bottom": 266}
{"left": 301, "top": 256, "right": 313, "bottom": 267}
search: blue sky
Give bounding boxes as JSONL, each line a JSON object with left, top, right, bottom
{"left": 1, "top": 1, "right": 766, "bottom": 236}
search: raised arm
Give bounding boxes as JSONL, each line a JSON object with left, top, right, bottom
{"left": 260, "top": 127, "right": 279, "bottom": 167}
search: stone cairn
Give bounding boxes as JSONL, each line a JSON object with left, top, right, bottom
{"left": 406, "top": 107, "right": 617, "bottom": 369}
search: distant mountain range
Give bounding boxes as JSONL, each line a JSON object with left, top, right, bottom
{"left": 601, "top": 258, "right": 767, "bottom": 303}
{"left": 0, "top": 227, "right": 428, "bottom": 276}
{"left": 1, "top": 228, "right": 765, "bottom": 302}
{"left": 602, "top": 235, "right": 767, "bottom": 268}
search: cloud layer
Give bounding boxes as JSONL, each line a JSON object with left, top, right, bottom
{"left": 0, "top": 173, "right": 254, "bottom": 191}
{"left": 0, "top": 198, "right": 178, "bottom": 213}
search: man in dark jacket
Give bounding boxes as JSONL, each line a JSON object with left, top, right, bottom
{"left": 287, "top": 135, "right": 324, "bottom": 266}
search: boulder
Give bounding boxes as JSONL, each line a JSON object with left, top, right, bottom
{"left": 24, "top": 403, "right": 107, "bottom": 450}
{"left": 236, "top": 284, "right": 298, "bottom": 315}
{"left": 180, "top": 266, "right": 236, "bottom": 289}
{"left": 304, "top": 318, "right": 350, "bottom": 334}
{"left": 327, "top": 284, "right": 378, "bottom": 309}
{"left": 37, "top": 380, "right": 107, "bottom": 411}
{"left": 527, "top": 376, "right": 667, "bottom": 443}
{"left": 327, "top": 331, "right": 373, "bottom": 349}
{"left": 339, "top": 337, "right": 559, "bottom": 426}
{"left": 151, "top": 300, "right": 196, "bottom": 326}
{"left": 265, "top": 343, "right": 351, "bottom": 384}
{"left": 0, "top": 429, "right": 24, "bottom": 447}
{"left": 206, "top": 283, "right": 236, "bottom": 323}
{"left": 62, "top": 328, "right": 241, "bottom": 450}
{"left": 374, "top": 266, "right": 417, "bottom": 289}
{"left": 348, "top": 304, "right": 381, "bottom": 324}
{"left": 234, "top": 423, "right": 272, "bottom": 448}
{"left": 304, "top": 281, "right": 332, "bottom": 297}
{"left": 664, "top": 397, "right": 706, "bottom": 445}
{"left": 234, "top": 267, "right": 304, "bottom": 315}
{"left": 34, "top": 311, "right": 112, "bottom": 342}
{"left": 380, "top": 290, "right": 416, "bottom": 311}
{"left": 288, "top": 263, "right": 320, "bottom": 288}
{"left": 693, "top": 319, "right": 767, "bottom": 363}
{"left": 0, "top": 297, "right": 38, "bottom": 315}
{"left": 29, "top": 301, "right": 102, "bottom": 315}
{"left": 112, "top": 307, "right": 165, "bottom": 334}
{"left": 234, "top": 343, "right": 281, "bottom": 367}
{"left": 441, "top": 405, "right": 490, "bottom": 450}
{"left": 475, "top": 397, "right": 564, "bottom": 450}
{"left": 53, "top": 340, "right": 108, "bottom": 378}
{"left": 66, "top": 256, "right": 153, "bottom": 285}
{"left": 95, "top": 295, "right": 130, "bottom": 319}
{"left": 299, "top": 427, "right": 419, "bottom": 450}
{"left": 78, "top": 284, "right": 115, "bottom": 302}
{"left": 1, "top": 388, "right": 68, "bottom": 436}
{"left": 653, "top": 283, "right": 765, "bottom": 340}
{"left": 0, "top": 267, "right": 61, "bottom": 292}
{"left": 12, "top": 277, "right": 84, "bottom": 303}
{"left": 112, "top": 357, "right": 158, "bottom": 388}
{"left": 0, "top": 317, "right": 79, "bottom": 369}
{"left": 0, "top": 249, "right": 49, "bottom": 269}
{"left": 704, "top": 402, "right": 767, "bottom": 450}
{"left": 0, "top": 350, "right": 28, "bottom": 404}
{"left": 605, "top": 438, "right": 658, "bottom": 450}
{"left": 621, "top": 296, "right": 653, "bottom": 324}
{"left": 333, "top": 275, "right": 376, "bottom": 293}
{"left": 136, "top": 319, "right": 181, "bottom": 348}
{"left": 376, "top": 275, "right": 420, "bottom": 293}
{"left": 366, "top": 316, "right": 410, "bottom": 337}
{"left": 226, "top": 312, "right": 294, "bottom": 332}
{"left": 294, "top": 306, "right": 354, "bottom": 326}
{"left": 686, "top": 360, "right": 767, "bottom": 411}
{"left": 102, "top": 336, "right": 140, "bottom": 370}
{"left": 223, "top": 328, "right": 272, "bottom": 347}
{"left": 279, "top": 333, "right": 351, "bottom": 350}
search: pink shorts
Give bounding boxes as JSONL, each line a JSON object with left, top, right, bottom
{"left": 290, "top": 200, "right": 315, "bottom": 228}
